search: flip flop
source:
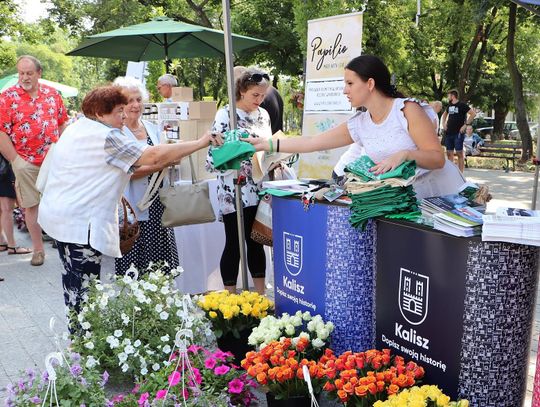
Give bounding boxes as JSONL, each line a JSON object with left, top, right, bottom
{"left": 7, "top": 246, "right": 32, "bottom": 255}
{"left": 0, "top": 244, "right": 7, "bottom": 252}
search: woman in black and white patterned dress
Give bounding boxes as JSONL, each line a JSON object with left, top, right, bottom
{"left": 113, "top": 77, "right": 179, "bottom": 275}
{"left": 206, "top": 68, "right": 271, "bottom": 294}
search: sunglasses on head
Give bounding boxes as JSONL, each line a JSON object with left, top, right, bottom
{"left": 246, "top": 73, "right": 270, "bottom": 83}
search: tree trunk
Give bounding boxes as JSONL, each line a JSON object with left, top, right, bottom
{"left": 458, "top": 24, "right": 483, "bottom": 99}
{"left": 506, "top": 2, "right": 533, "bottom": 161}
{"left": 493, "top": 99, "right": 508, "bottom": 142}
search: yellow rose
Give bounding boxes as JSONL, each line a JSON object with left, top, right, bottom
{"left": 209, "top": 311, "right": 217, "bottom": 318}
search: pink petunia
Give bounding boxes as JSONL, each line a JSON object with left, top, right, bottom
{"left": 193, "top": 367, "right": 202, "bottom": 384}
{"left": 138, "top": 393, "right": 149, "bottom": 405}
{"left": 228, "top": 378, "right": 244, "bottom": 394}
{"left": 168, "top": 371, "right": 181, "bottom": 387}
{"left": 213, "top": 350, "right": 229, "bottom": 361}
{"left": 204, "top": 357, "right": 217, "bottom": 369}
{"left": 155, "top": 389, "right": 168, "bottom": 399}
{"left": 187, "top": 344, "right": 201, "bottom": 354}
{"left": 214, "top": 365, "right": 231, "bottom": 375}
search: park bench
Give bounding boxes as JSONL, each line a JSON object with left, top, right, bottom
{"left": 465, "top": 142, "right": 522, "bottom": 172}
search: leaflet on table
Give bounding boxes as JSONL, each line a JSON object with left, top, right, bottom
{"left": 495, "top": 207, "right": 540, "bottom": 218}
{"left": 420, "top": 195, "right": 484, "bottom": 226}
{"left": 261, "top": 180, "right": 320, "bottom": 194}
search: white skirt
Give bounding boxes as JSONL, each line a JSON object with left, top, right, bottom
{"left": 413, "top": 160, "right": 466, "bottom": 200}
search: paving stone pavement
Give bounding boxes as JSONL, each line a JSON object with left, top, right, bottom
{"left": 0, "top": 168, "right": 538, "bottom": 405}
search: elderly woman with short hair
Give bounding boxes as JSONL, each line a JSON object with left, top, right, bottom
{"left": 112, "top": 76, "right": 179, "bottom": 276}
{"left": 38, "top": 85, "right": 215, "bottom": 314}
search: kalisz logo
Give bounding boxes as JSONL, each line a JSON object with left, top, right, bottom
{"left": 398, "top": 268, "right": 429, "bottom": 325}
{"left": 283, "top": 232, "right": 303, "bottom": 276}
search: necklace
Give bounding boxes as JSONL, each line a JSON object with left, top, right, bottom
{"left": 127, "top": 122, "right": 145, "bottom": 137}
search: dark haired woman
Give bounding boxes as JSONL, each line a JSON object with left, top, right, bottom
{"left": 206, "top": 68, "right": 271, "bottom": 295}
{"left": 245, "top": 55, "right": 463, "bottom": 198}
{"left": 38, "top": 85, "right": 216, "bottom": 313}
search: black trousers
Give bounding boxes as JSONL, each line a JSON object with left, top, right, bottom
{"left": 220, "top": 205, "right": 266, "bottom": 286}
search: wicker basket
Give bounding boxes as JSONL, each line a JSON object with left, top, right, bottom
{"left": 119, "top": 197, "right": 140, "bottom": 255}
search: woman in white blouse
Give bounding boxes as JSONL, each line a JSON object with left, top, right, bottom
{"left": 245, "top": 55, "right": 463, "bottom": 198}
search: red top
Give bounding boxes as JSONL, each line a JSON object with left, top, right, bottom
{"left": 0, "top": 83, "right": 68, "bottom": 165}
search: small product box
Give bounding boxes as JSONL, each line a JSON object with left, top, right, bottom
{"left": 188, "top": 101, "right": 217, "bottom": 120}
{"left": 171, "top": 87, "right": 194, "bottom": 102}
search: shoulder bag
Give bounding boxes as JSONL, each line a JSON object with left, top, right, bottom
{"left": 138, "top": 156, "right": 216, "bottom": 227}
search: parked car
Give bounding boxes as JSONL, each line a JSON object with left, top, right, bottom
{"left": 472, "top": 117, "right": 494, "bottom": 140}
{"left": 473, "top": 120, "right": 523, "bottom": 141}
{"left": 508, "top": 122, "right": 538, "bottom": 141}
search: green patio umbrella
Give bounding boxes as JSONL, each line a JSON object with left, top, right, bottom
{"left": 0, "top": 73, "right": 79, "bottom": 98}
{"left": 66, "top": 16, "right": 267, "bottom": 71}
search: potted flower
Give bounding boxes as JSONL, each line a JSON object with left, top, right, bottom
{"left": 197, "top": 290, "right": 273, "bottom": 364}
{"left": 318, "top": 348, "right": 425, "bottom": 406}
{"left": 248, "top": 311, "right": 334, "bottom": 360}
{"left": 71, "top": 263, "right": 215, "bottom": 379}
{"left": 241, "top": 337, "right": 323, "bottom": 407}
{"left": 113, "top": 344, "right": 257, "bottom": 406}
{"left": 373, "top": 385, "right": 469, "bottom": 406}
{"left": 4, "top": 352, "right": 110, "bottom": 407}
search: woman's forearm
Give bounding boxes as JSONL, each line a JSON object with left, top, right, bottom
{"left": 131, "top": 163, "right": 165, "bottom": 180}
{"left": 404, "top": 149, "right": 445, "bottom": 170}
{"left": 137, "top": 138, "right": 207, "bottom": 167}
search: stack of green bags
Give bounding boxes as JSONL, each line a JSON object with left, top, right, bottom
{"left": 345, "top": 156, "right": 420, "bottom": 230}
{"left": 211, "top": 129, "right": 256, "bottom": 170}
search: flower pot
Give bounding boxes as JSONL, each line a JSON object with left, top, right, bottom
{"left": 216, "top": 330, "right": 253, "bottom": 366}
{"left": 265, "top": 392, "right": 313, "bottom": 407}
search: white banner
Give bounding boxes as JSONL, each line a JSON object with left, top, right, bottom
{"left": 298, "top": 12, "right": 363, "bottom": 179}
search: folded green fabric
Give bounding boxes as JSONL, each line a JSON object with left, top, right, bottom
{"left": 259, "top": 188, "right": 299, "bottom": 197}
{"left": 345, "top": 156, "right": 416, "bottom": 181}
{"left": 211, "top": 129, "right": 256, "bottom": 170}
{"left": 348, "top": 185, "right": 419, "bottom": 230}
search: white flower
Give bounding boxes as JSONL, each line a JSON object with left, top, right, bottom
{"left": 84, "top": 331, "right": 92, "bottom": 338}
{"left": 134, "top": 340, "right": 141, "bottom": 347}
{"left": 302, "top": 311, "right": 312, "bottom": 321}
{"left": 160, "top": 335, "right": 169, "bottom": 342}
{"left": 162, "top": 344, "right": 171, "bottom": 354}
{"left": 155, "top": 304, "right": 163, "bottom": 313}
{"left": 85, "top": 356, "right": 98, "bottom": 368}
{"left": 121, "top": 363, "right": 129, "bottom": 372}
{"left": 307, "top": 321, "right": 316, "bottom": 332}
{"left": 114, "top": 329, "right": 123, "bottom": 337}
{"left": 152, "top": 363, "right": 160, "bottom": 371}
{"left": 95, "top": 284, "right": 104, "bottom": 291}
{"left": 81, "top": 322, "right": 91, "bottom": 330}
{"left": 121, "top": 313, "right": 130, "bottom": 325}
{"left": 298, "top": 332, "right": 309, "bottom": 339}
{"left": 312, "top": 338, "right": 325, "bottom": 348}
{"left": 106, "top": 335, "right": 120, "bottom": 348}
{"left": 118, "top": 352, "right": 128, "bottom": 363}
{"left": 122, "top": 338, "right": 132, "bottom": 345}
{"left": 122, "top": 275, "right": 133, "bottom": 284}
{"left": 84, "top": 342, "right": 94, "bottom": 350}
{"left": 166, "top": 297, "right": 174, "bottom": 306}
{"left": 140, "top": 367, "right": 148, "bottom": 375}
{"left": 285, "top": 324, "right": 295, "bottom": 336}
{"left": 160, "top": 286, "right": 170, "bottom": 295}
{"left": 317, "top": 328, "right": 330, "bottom": 340}
{"left": 124, "top": 345, "right": 135, "bottom": 354}
{"left": 159, "top": 311, "right": 169, "bottom": 320}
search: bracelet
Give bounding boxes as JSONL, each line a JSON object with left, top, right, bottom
{"left": 268, "top": 138, "right": 274, "bottom": 153}
{"left": 276, "top": 139, "right": 280, "bottom": 153}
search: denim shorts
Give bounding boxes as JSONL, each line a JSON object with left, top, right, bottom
{"left": 445, "top": 133, "right": 465, "bottom": 152}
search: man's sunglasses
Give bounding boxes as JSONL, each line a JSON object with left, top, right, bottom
{"left": 246, "top": 73, "right": 270, "bottom": 83}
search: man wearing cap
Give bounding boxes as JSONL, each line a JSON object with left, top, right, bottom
{"left": 0, "top": 55, "right": 68, "bottom": 266}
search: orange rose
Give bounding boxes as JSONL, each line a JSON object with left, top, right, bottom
{"left": 256, "top": 372, "right": 267, "bottom": 385}
{"left": 367, "top": 382, "right": 377, "bottom": 395}
{"left": 337, "top": 389, "right": 348, "bottom": 402}
{"left": 354, "top": 385, "right": 368, "bottom": 397}
{"left": 387, "top": 384, "right": 400, "bottom": 395}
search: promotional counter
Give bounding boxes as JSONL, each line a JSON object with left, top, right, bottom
{"left": 272, "top": 196, "right": 539, "bottom": 407}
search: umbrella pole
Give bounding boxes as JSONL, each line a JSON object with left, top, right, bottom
{"left": 532, "top": 109, "right": 540, "bottom": 210}
{"left": 223, "top": 0, "right": 249, "bottom": 292}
